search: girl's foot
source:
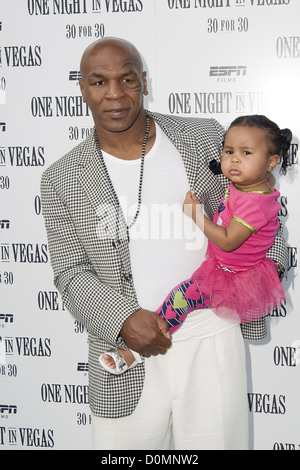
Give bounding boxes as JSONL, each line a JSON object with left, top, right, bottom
{"left": 99, "top": 348, "right": 142, "bottom": 375}
{"left": 103, "top": 349, "right": 135, "bottom": 370}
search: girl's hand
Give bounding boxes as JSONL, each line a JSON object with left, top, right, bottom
{"left": 183, "top": 190, "right": 202, "bottom": 221}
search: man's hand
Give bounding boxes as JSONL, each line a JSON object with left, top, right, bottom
{"left": 120, "top": 309, "right": 172, "bottom": 358}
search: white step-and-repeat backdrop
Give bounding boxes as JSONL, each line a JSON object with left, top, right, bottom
{"left": 1, "top": 0, "right": 299, "bottom": 450}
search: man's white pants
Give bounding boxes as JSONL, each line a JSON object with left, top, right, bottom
{"left": 92, "top": 326, "right": 249, "bottom": 450}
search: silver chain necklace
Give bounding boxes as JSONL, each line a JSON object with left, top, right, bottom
{"left": 98, "top": 117, "right": 151, "bottom": 237}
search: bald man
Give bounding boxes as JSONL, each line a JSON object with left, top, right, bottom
{"left": 41, "top": 37, "right": 287, "bottom": 450}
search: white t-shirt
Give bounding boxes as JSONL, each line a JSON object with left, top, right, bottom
{"left": 102, "top": 123, "right": 237, "bottom": 340}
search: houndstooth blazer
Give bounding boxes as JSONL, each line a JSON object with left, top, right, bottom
{"left": 40, "top": 111, "right": 288, "bottom": 418}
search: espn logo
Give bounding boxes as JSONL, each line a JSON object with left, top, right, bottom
{"left": 209, "top": 66, "right": 247, "bottom": 77}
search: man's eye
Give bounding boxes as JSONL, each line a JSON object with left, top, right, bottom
{"left": 95, "top": 80, "right": 104, "bottom": 86}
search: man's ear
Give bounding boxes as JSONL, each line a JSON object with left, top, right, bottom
{"left": 79, "top": 80, "right": 86, "bottom": 102}
{"left": 142, "top": 71, "right": 148, "bottom": 96}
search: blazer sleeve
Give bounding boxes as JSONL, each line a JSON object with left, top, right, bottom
{"left": 266, "top": 220, "right": 288, "bottom": 279}
{"left": 40, "top": 172, "right": 140, "bottom": 347}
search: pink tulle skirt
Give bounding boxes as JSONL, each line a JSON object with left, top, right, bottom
{"left": 191, "top": 257, "right": 285, "bottom": 324}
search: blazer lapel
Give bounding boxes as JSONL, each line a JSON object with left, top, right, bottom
{"left": 77, "top": 131, "right": 131, "bottom": 274}
{"left": 147, "top": 111, "right": 210, "bottom": 192}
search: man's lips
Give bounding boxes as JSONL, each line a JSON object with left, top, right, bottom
{"left": 105, "top": 108, "right": 128, "bottom": 116}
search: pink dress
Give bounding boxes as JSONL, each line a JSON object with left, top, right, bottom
{"left": 191, "top": 182, "right": 286, "bottom": 323}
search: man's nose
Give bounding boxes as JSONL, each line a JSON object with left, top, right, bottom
{"left": 105, "top": 80, "right": 125, "bottom": 100}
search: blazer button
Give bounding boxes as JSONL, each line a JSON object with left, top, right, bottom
{"left": 112, "top": 240, "right": 122, "bottom": 248}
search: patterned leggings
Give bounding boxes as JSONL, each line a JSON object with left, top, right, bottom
{"left": 156, "top": 278, "right": 212, "bottom": 333}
